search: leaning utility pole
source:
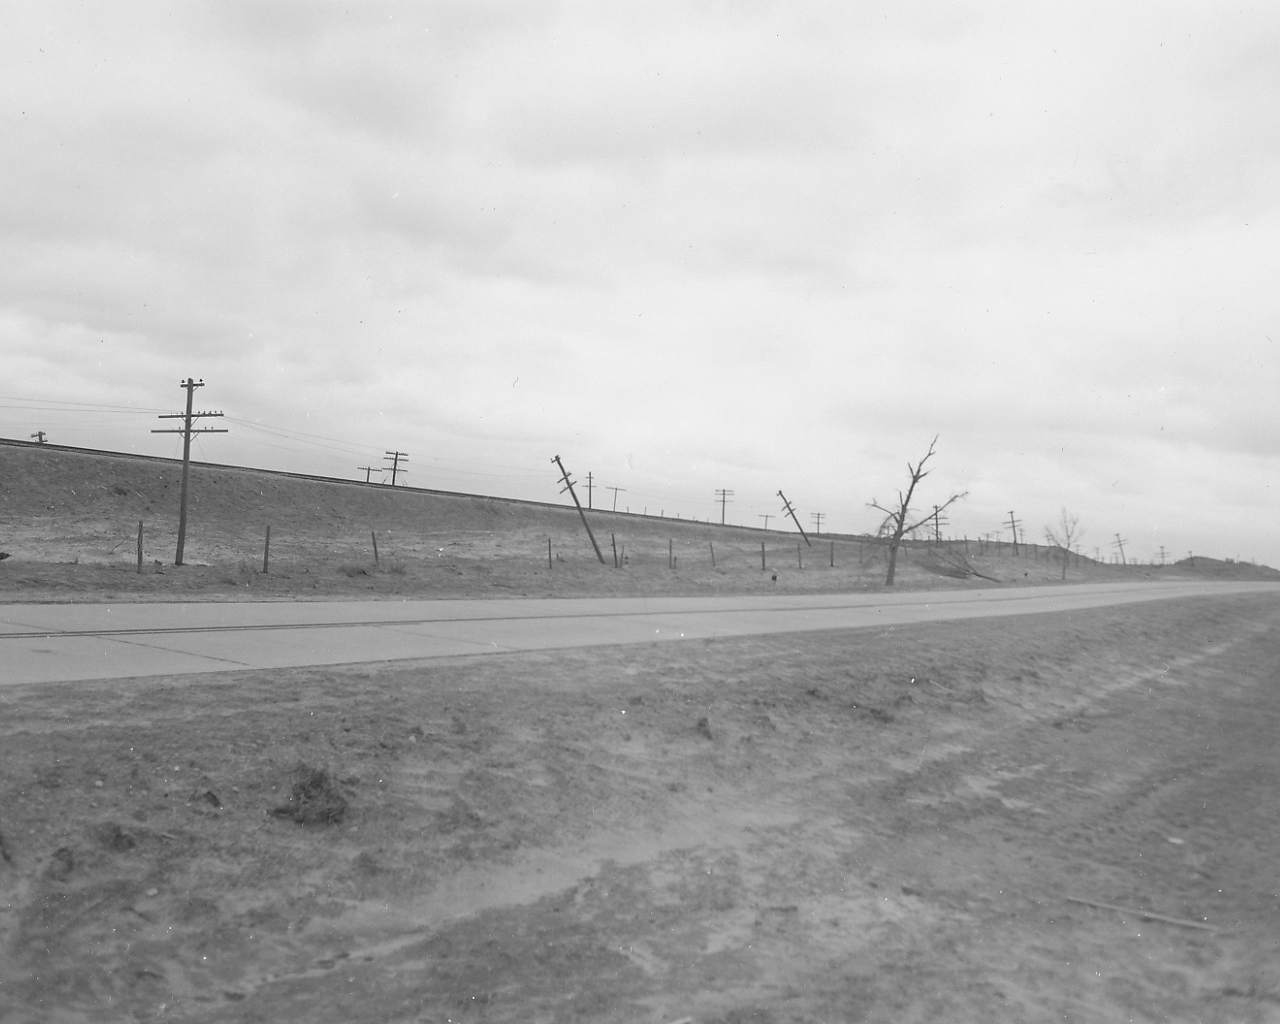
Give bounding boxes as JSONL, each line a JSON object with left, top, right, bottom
{"left": 152, "top": 378, "right": 227, "bottom": 566}
{"left": 606, "top": 485, "right": 627, "bottom": 512}
{"left": 29, "top": 431, "right": 47, "bottom": 444}
{"left": 777, "top": 490, "right": 811, "bottom": 546}
{"left": 552, "top": 456, "right": 605, "bottom": 564}
{"left": 383, "top": 451, "right": 408, "bottom": 486}
{"left": 1113, "top": 533, "right": 1128, "bottom": 565}
{"left": 715, "top": 489, "right": 734, "bottom": 525}
{"left": 1007, "top": 511, "right": 1022, "bottom": 555}
{"left": 810, "top": 511, "right": 825, "bottom": 534}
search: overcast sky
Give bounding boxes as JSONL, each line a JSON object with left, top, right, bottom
{"left": 3, "top": 1, "right": 1278, "bottom": 565}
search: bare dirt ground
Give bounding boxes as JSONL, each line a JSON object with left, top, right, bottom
{"left": 3, "top": 592, "right": 1279, "bottom": 1023}
{"left": 3, "top": 440, "right": 1274, "bottom": 603}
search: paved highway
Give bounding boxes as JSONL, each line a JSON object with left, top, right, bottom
{"left": 3, "top": 581, "right": 1277, "bottom": 686}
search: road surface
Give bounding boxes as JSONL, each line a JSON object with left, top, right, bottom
{"left": 3, "top": 580, "right": 1277, "bottom": 686}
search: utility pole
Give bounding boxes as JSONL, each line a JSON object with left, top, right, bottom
{"left": 29, "top": 431, "right": 47, "bottom": 444}
{"left": 777, "top": 490, "right": 811, "bottom": 546}
{"left": 810, "top": 511, "right": 825, "bottom": 534}
{"left": 929, "top": 505, "right": 950, "bottom": 544}
{"left": 758, "top": 514, "right": 772, "bottom": 530}
{"left": 1007, "top": 511, "right": 1022, "bottom": 555}
{"left": 606, "top": 486, "right": 626, "bottom": 512}
{"left": 552, "top": 456, "right": 605, "bottom": 564}
{"left": 152, "top": 378, "right": 227, "bottom": 566}
{"left": 1113, "top": 533, "right": 1128, "bottom": 565}
{"left": 585, "top": 472, "right": 594, "bottom": 509}
{"left": 1157, "top": 545, "right": 1167, "bottom": 565}
{"left": 714, "top": 489, "right": 734, "bottom": 525}
{"left": 357, "top": 465, "right": 379, "bottom": 483}
{"left": 383, "top": 451, "right": 408, "bottom": 486}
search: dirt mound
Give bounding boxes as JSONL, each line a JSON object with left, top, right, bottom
{"left": 270, "top": 765, "right": 348, "bottom": 825}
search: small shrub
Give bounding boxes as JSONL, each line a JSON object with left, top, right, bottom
{"left": 270, "top": 764, "right": 347, "bottom": 825}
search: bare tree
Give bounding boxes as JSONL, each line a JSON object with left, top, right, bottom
{"left": 1044, "top": 508, "right": 1084, "bottom": 579}
{"left": 868, "top": 436, "right": 967, "bottom": 586}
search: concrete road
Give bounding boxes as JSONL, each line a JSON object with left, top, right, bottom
{"left": 3, "top": 580, "right": 1277, "bottom": 686}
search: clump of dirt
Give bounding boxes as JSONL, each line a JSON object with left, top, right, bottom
{"left": 95, "top": 823, "right": 135, "bottom": 852}
{"left": 269, "top": 765, "right": 347, "bottom": 825}
{"left": 695, "top": 716, "right": 713, "bottom": 739}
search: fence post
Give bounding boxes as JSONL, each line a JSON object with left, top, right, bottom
{"left": 669, "top": 538, "right": 673, "bottom": 570}
{"left": 136, "top": 521, "right": 143, "bottom": 574}
{"left": 761, "top": 541, "right": 766, "bottom": 571}
{"left": 611, "top": 533, "right": 618, "bottom": 568}
{"left": 709, "top": 541, "right": 715, "bottom": 568}
{"left": 548, "top": 538, "right": 553, "bottom": 569}
{"left": 830, "top": 539, "right": 834, "bottom": 567}
{"left": 262, "top": 525, "right": 271, "bottom": 574}
{"left": 371, "top": 530, "right": 380, "bottom": 567}
{"left": 798, "top": 543, "right": 803, "bottom": 569}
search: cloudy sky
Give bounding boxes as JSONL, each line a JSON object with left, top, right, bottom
{"left": 4, "top": 1, "right": 1278, "bottom": 565}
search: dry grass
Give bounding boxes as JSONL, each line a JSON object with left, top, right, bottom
{"left": 4, "top": 441, "right": 1273, "bottom": 603}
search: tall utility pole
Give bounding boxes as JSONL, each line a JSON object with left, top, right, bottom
{"left": 1157, "top": 545, "right": 1167, "bottom": 565}
{"left": 606, "top": 486, "right": 626, "bottom": 512}
{"left": 1007, "top": 511, "right": 1023, "bottom": 555}
{"left": 357, "top": 465, "right": 380, "bottom": 483}
{"left": 777, "top": 490, "right": 811, "bottom": 546}
{"left": 810, "top": 511, "right": 825, "bottom": 534}
{"left": 1113, "top": 533, "right": 1128, "bottom": 565}
{"left": 714, "top": 488, "right": 735, "bottom": 525}
{"left": 152, "top": 378, "right": 227, "bottom": 566}
{"left": 552, "top": 456, "right": 605, "bottom": 564}
{"left": 758, "top": 514, "right": 772, "bottom": 530}
{"left": 383, "top": 451, "right": 408, "bottom": 486}
{"left": 585, "top": 471, "right": 594, "bottom": 509}
{"left": 29, "top": 431, "right": 47, "bottom": 444}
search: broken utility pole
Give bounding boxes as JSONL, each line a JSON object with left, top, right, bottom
{"left": 552, "top": 456, "right": 605, "bottom": 564}
{"left": 29, "top": 431, "right": 47, "bottom": 444}
{"left": 152, "top": 377, "right": 227, "bottom": 566}
{"left": 1113, "top": 533, "right": 1128, "bottom": 565}
{"left": 777, "top": 490, "right": 811, "bottom": 546}
{"left": 383, "top": 451, "right": 408, "bottom": 486}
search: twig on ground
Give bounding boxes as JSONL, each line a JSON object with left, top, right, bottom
{"left": 929, "top": 679, "right": 955, "bottom": 694}
{"left": 1066, "top": 896, "right": 1219, "bottom": 931}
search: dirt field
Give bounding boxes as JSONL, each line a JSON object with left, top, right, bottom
{"left": 3, "top": 440, "right": 1274, "bottom": 604}
{"left": 3, "top": 592, "right": 1279, "bottom": 1023}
